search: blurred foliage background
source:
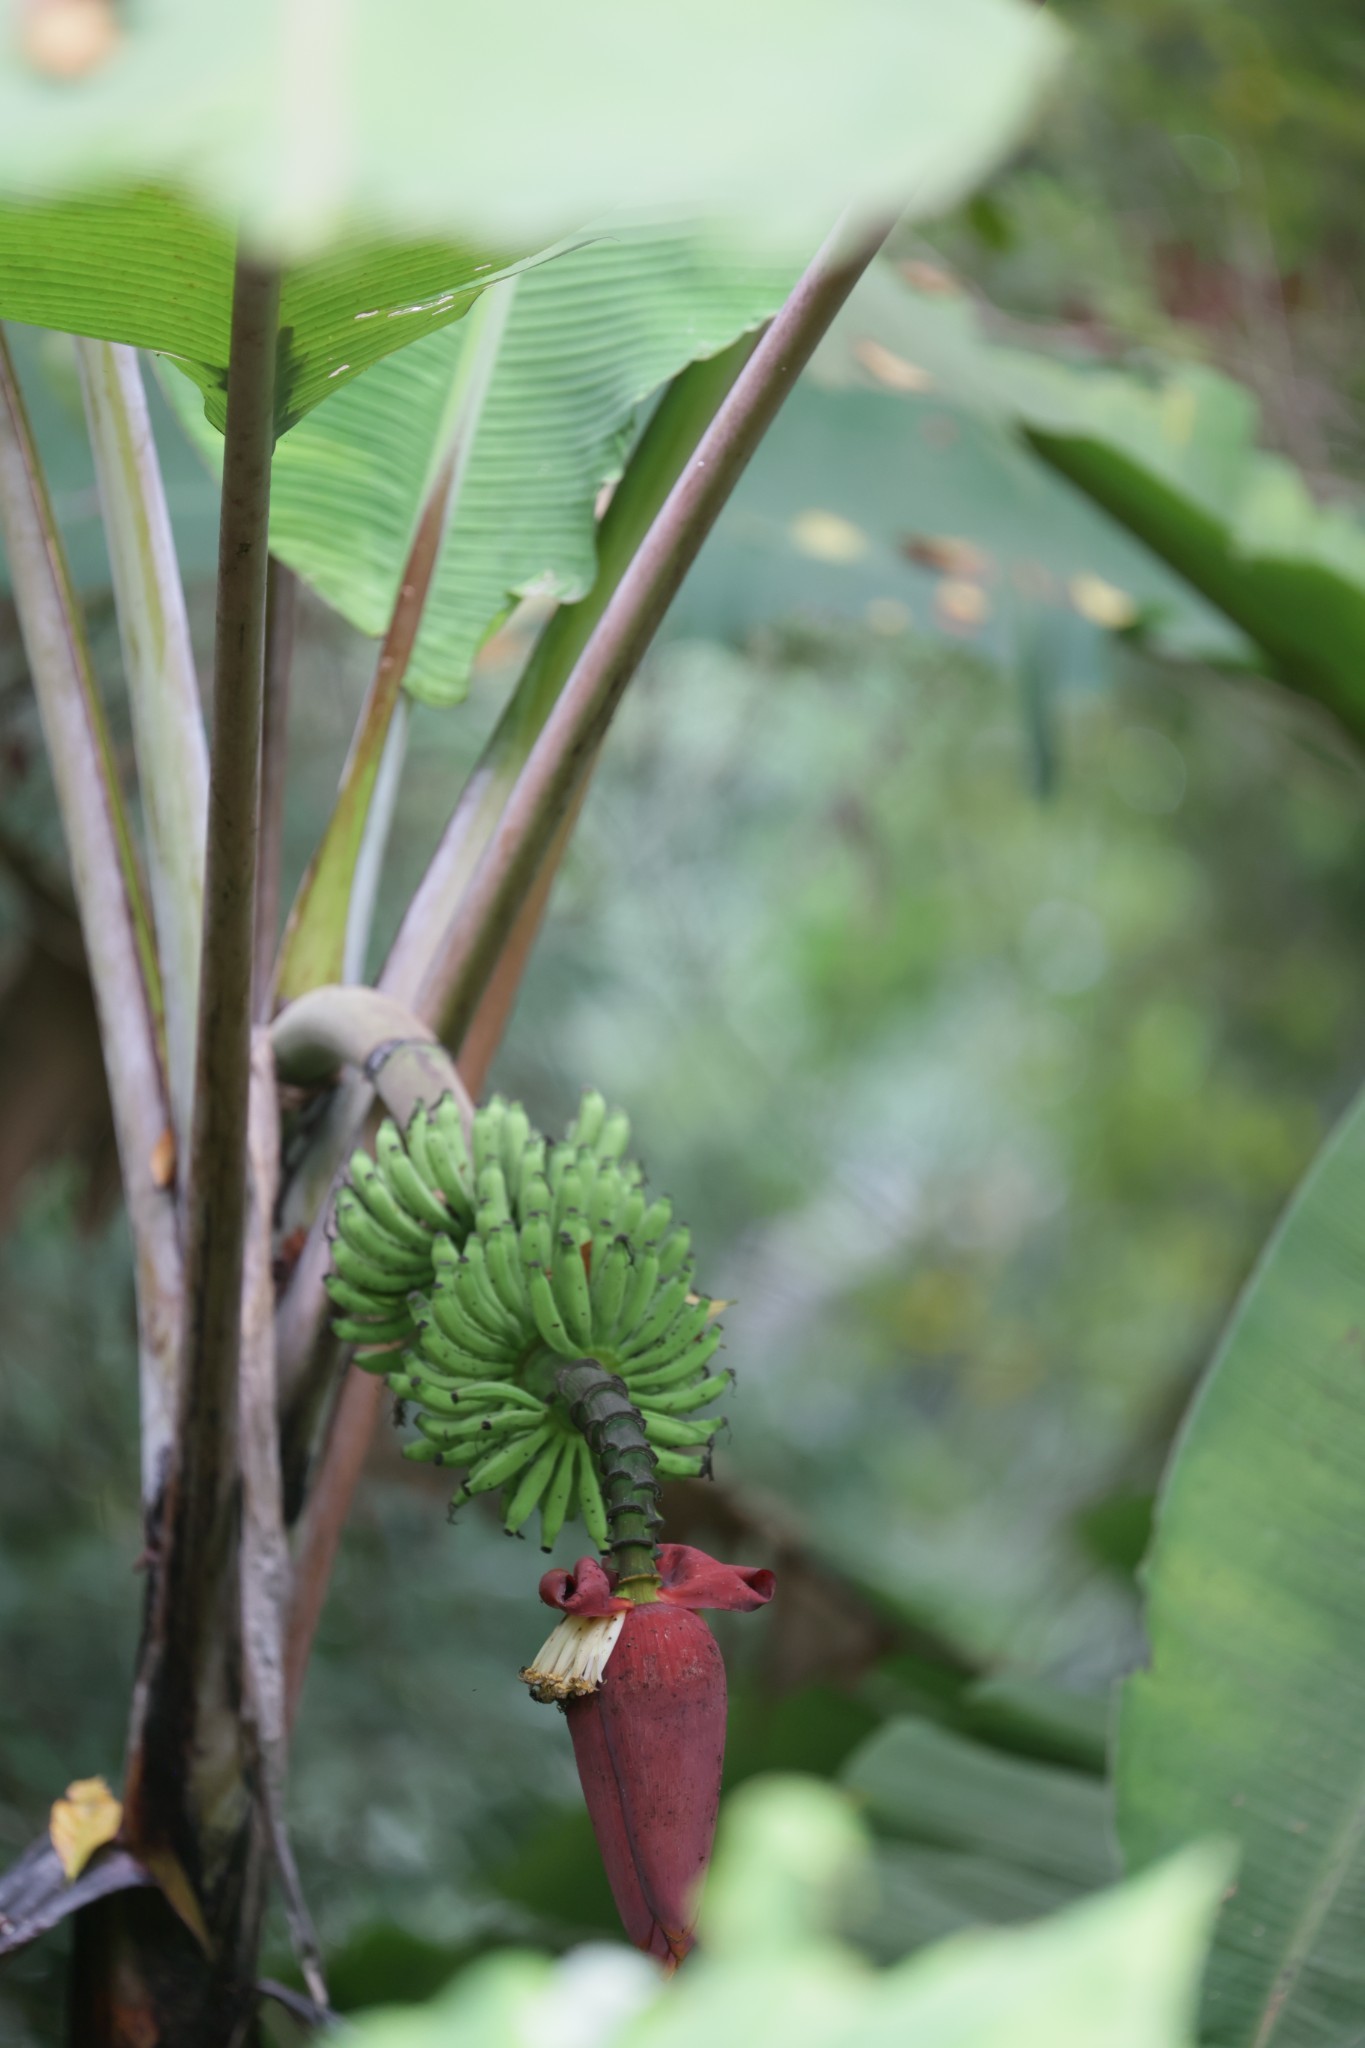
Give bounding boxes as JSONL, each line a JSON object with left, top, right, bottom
{"left": 5, "top": 0, "right": 1365, "bottom": 2037}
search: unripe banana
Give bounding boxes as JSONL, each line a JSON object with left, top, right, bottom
{"left": 597, "top": 1110, "right": 630, "bottom": 1163}
{"left": 402, "top": 1438, "right": 446, "bottom": 1465}
{"left": 614, "top": 1249, "right": 660, "bottom": 1345}
{"left": 616, "top": 1188, "right": 646, "bottom": 1240}
{"left": 637, "top": 1368, "right": 733, "bottom": 1415}
{"left": 538, "top": 1438, "right": 579, "bottom": 1551}
{"left": 651, "top": 1447, "right": 707, "bottom": 1479}
{"left": 333, "top": 1313, "right": 412, "bottom": 1346}
{"left": 349, "top": 1153, "right": 435, "bottom": 1254}
{"left": 453, "top": 1242, "right": 522, "bottom": 1344}
{"left": 616, "top": 1274, "right": 693, "bottom": 1358}
{"left": 331, "top": 1234, "right": 422, "bottom": 1299}
{"left": 476, "top": 1161, "right": 512, "bottom": 1229}
{"left": 425, "top": 1116, "right": 475, "bottom": 1222}
{"left": 458, "top": 1424, "right": 556, "bottom": 1499}
{"left": 588, "top": 1236, "right": 631, "bottom": 1344}
{"left": 569, "top": 1090, "right": 607, "bottom": 1150}
{"left": 519, "top": 1210, "right": 554, "bottom": 1274}
{"left": 417, "top": 1407, "right": 535, "bottom": 1447}
{"left": 377, "top": 1123, "right": 450, "bottom": 1230}
{"left": 639, "top": 1197, "right": 673, "bottom": 1242}
{"left": 643, "top": 1412, "right": 719, "bottom": 1449}
{"left": 624, "top": 1326, "right": 724, "bottom": 1391}
{"left": 619, "top": 1303, "right": 715, "bottom": 1376}
{"left": 473, "top": 1099, "right": 506, "bottom": 1178}
{"left": 333, "top": 1191, "right": 429, "bottom": 1278}
{"left": 326, "top": 1272, "right": 398, "bottom": 1318}
{"left": 428, "top": 1289, "right": 517, "bottom": 1364}
{"left": 502, "top": 1103, "right": 531, "bottom": 1186}
{"left": 546, "top": 1141, "right": 575, "bottom": 1192}
{"left": 415, "top": 1322, "right": 516, "bottom": 1381}
{"left": 527, "top": 1264, "right": 574, "bottom": 1353}
{"left": 485, "top": 1220, "right": 530, "bottom": 1320}
{"left": 552, "top": 1168, "right": 585, "bottom": 1236}
{"left": 519, "top": 1172, "right": 552, "bottom": 1221}
{"left": 657, "top": 1228, "right": 692, "bottom": 1281}
{"left": 503, "top": 1432, "right": 564, "bottom": 1535}
{"left": 550, "top": 1231, "right": 595, "bottom": 1350}
{"left": 575, "top": 1438, "right": 610, "bottom": 1551}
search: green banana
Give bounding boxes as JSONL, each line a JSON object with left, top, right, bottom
{"left": 588, "top": 1236, "right": 631, "bottom": 1343}
{"left": 349, "top": 1152, "right": 435, "bottom": 1254}
{"left": 333, "top": 1313, "right": 412, "bottom": 1346}
{"left": 415, "top": 1322, "right": 515, "bottom": 1380}
{"left": 657, "top": 1227, "right": 692, "bottom": 1281}
{"left": 552, "top": 1168, "right": 585, "bottom": 1236}
{"left": 637, "top": 1368, "right": 733, "bottom": 1415}
{"left": 527, "top": 1264, "right": 575, "bottom": 1353}
{"left": 325, "top": 1272, "right": 399, "bottom": 1318}
{"left": 503, "top": 1432, "right": 565, "bottom": 1534}
{"left": 331, "top": 1233, "right": 422, "bottom": 1299}
{"left": 485, "top": 1220, "right": 530, "bottom": 1319}
{"left": 452, "top": 1244, "right": 522, "bottom": 1344}
{"left": 502, "top": 1103, "right": 531, "bottom": 1185}
{"left": 546, "top": 1142, "right": 575, "bottom": 1192}
{"left": 550, "top": 1231, "right": 595, "bottom": 1350}
{"left": 619, "top": 1306, "right": 715, "bottom": 1376}
{"left": 428, "top": 1288, "right": 517, "bottom": 1364}
{"left": 639, "top": 1197, "right": 673, "bottom": 1242}
{"left": 598, "top": 1110, "right": 630, "bottom": 1162}
{"left": 472, "top": 1100, "right": 505, "bottom": 1178}
{"left": 519, "top": 1210, "right": 554, "bottom": 1273}
{"left": 623, "top": 1326, "right": 724, "bottom": 1391}
{"left": 374, "top": 1123, "right": 450, "bottom": 1230}
{"left": 614, "top": 1250, "right": 660, "bottom": 1345}
{"left": 616, "top": 1274, "right": 694, "bottom": 1358}
{"left": 402, "top": 1438, "right": 447, "bottom": 1465}
{"left": 519, "top": 1173, "right": 553, "bottom": 1223}
{"left": 569, "top": 1090, "right": 607, "bottom": 1149}
{"left": 575, "top": 1437, "right": 610, "bottom": 1551}
{"left": 333, "top": 1190, "right": 430, "bottom": 1276}
{"left": 538, "top": 1438, "right": 579, "bottom": 1551}
{"left": 643, "top": 1412, "right": 719, "bottom": 1449}
{"left": 417, "top": 1407, "right": 535, "bottom": 1447}
{"left": 458, "top": 1424, "right": 556, "bottom": 1499}
{"left": 476, "top": 1161, "right": 512, "bottom": 1228}
{"left": 425, "top": 1115, "right": 476, "bottom": 1223}
{"left": 651, "top": 1447, "right": 708, "bottom": 1479}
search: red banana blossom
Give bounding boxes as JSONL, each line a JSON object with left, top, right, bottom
{"left": 521, "top": 1543, "right": 774, "bottom": 1967}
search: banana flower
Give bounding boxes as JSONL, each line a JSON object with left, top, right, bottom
{"left": 521, "top": 1543, "right": 774, "bottom": 1966}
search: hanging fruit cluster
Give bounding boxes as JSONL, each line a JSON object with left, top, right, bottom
{"left": 325, "top": 1091, "right": 730, "bottom": 1549}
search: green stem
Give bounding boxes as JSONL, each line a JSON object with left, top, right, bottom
{"left": 75, "top": 335, "right": 208, "bottom": 1172}
{"left": 555, "top": 1358, "right": 661, "bottom": 1594}
{"left": 0, "top": 324, "right": 181, "bottom": 1503}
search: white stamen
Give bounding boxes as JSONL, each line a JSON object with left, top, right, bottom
{"left": 520, "top": 1613, "right": 625, "bottom": 1704}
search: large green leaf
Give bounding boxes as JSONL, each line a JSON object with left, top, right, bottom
{"left": 822, "top": 266, "right": 1365, "bottom": 745}
{"left": 165, "top": 224, "right": 795, "bottom": 702}
{"left": 843, "top": 1715, "right": 1115, "bottom": 1960}
{"left": 1117, "top": 1079, "right": 1365, "bottom": 2047}
{"left": 0, "top": 188, "right": 545, "bottom": 435}
{"left": 0, "top": 2, "right": 1064, "bottom": 259}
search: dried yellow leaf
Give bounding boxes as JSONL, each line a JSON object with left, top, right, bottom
{"left": 49, "top": 1776, "right": 122, "bottom": 1881}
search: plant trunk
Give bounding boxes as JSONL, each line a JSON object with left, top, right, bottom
{"left": 67, "top": 1841, "right": 268, "bottom": 2048}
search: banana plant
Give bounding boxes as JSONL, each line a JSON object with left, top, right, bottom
{"left": 0, "top": 0, "right": 1063, "bottom": 2038}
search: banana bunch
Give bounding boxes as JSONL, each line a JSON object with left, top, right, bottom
{"left": 325, "top": 1090, "right": 730, "bottom": 1550}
